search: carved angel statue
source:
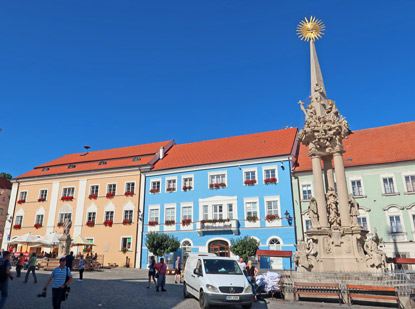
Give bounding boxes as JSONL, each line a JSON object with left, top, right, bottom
{"left": 364, "top": 234, "right": 387, "bottom": 270}
{"left": 308, "top": 197, "right": 320, "bottom": 229}
{"left": 348, "top": 194, "right": 360, "bottom": 227}
{"left": 294, "top": 239, "right": 316, "bottom": 271}
{"left": 64, "top": 218, "right": 72, "bottom": 235}
{"left": 326, "top": 187, "right": 340, "bottom": 227}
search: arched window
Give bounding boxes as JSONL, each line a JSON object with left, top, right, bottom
{"left": 208, "top": 240, "right": 229, "bottom": 257}
{"left": 268, "top": 238, "right": 282, "bottom": 270}
{"left": 181, "top": 240, "right": 192, "bottom": 265}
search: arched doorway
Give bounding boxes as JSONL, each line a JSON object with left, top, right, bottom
{"left": 269, "top": 238, "right": 282, "bottom": 270}
{"left": 181, "top": 240, "right": 192, "bottom": 267}
{"left": 208, "top": 240, "right": 230, "bottom": 257}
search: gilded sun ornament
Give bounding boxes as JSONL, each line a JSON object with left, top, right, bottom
{"left": 297, "top": 16, "right": 325, "bottom": 42}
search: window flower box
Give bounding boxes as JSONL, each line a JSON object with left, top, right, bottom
{"left": 123, "top": 219, "right": 132, "bottom": 225}
{"left": 149, "top": 188, "right": 160, "bottom": 194}
{"left": 17, "top": 199, "right": 25, "bottom": 204}
{"left": 244, "top": 179, "right": 257, "bottom": 186}
{"left": 57, "top": 222, "right": 64, "bottom": 227}
{"left": 13, "top": 224, "right": 21, "bottom": 230}
{"left": 88, "top": 194, "right": 98, "bottom": 200}
{"left": 266, "top": 214, "right": 279, "bottom": 222}
{"left": 61, "top": 196, "right": 73, "bottom": 201}
{"left": 183, "top": 186, "right": 192, "bottom": 191}
{"left": 148, "top": 221, "right": 158, "bottom": 226}
{"left": 104, "top": 220, "right": 113, "bottom": 227}
{"left": 181, "top": 219, "right": 192, "bottom": 226}
{"left": 209, "top": 183, "right": 226, "bottom": 189}
{"left": 121, "top": 247, "right": 128, "bottom": 254}
{"left": 86, "top": 221, "right": 95, "bottom": 227}
{"left": 264, "top": 177, "right": 277, "bottom": 184}
{"left": 166, "top": 187, "right": 175, "bottom": 192}
{"left": 124, "top": 191, "right": 134, "bottom": 197}
{"left": 106, "top": 192, "right": 115, "bottom": 199}
{"left": 246, "top": 215, "right": 258, "bottom": 223}
{"left": 34, "top": 223, "right": 42, "bottom": 229}
{"left": 165, "top": 220, "right": 175, "bottom": 226}
{"left": 37, "top": 198, "right": 46, "bottom": 202}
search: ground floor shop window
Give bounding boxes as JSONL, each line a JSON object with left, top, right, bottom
{"left": 121, "top": 237, "right": 132, "bottom": 251}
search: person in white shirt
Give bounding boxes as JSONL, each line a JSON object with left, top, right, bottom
{"left": 238, "top": 257, "right": 246, "bottom": 272}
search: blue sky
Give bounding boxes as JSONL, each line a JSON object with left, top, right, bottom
{"left": 1, "top": 1, "right": 414, "bottom": 177}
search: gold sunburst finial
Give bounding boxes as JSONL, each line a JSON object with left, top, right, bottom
{"left": 297, "top": 16, "right": 325, "bottom": 42}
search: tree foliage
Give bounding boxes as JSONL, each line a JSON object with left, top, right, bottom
{"left": 145, "top": 232, "right": 180, "bottom": 258}
{"left": 230, "top": 236, "right": 259, "bottom": 260}
{"left": 0, "top": 173, "right": 12, "bottom": 179}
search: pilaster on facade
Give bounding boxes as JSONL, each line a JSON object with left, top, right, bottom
{"left": 46, "top": 182, "right": 60, "bottom": 235}
{"left": 1, "top": 184, "right": 18, "bottom": 250}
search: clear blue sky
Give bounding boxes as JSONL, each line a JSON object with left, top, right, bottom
{"left": 1, "top": 1, "right": 414, "bottom": 177}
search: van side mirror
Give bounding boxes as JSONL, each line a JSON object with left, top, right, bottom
{"left": 193, "top": 268, "right": 202, "bottom": 276}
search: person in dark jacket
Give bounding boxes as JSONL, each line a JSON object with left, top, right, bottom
{"left": 65, "top": 251, "right": 74, "bottom": 271}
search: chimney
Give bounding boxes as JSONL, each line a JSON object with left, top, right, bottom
{"left": 159, "top": 147, "right": 164, "bottom": 160}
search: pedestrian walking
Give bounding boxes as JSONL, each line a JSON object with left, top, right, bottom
{"left": 43, "top": 257, "right": 73, "bottom": 309}
{"left": 65, "top": 251, "right": 74, "bottom": 271}
{"left": 16, "top": 253, "right": 25, "bottom": 277}
{"left": 23, "top": 252, "right": 37, "bottom": 283}
{"left": 245, "top": 260, "right": 258, "bottom": 301}
{"left": 238, "top": 257, "right": 246, "bottom": 272}
{"left": 154, "top": 257, "right": 167, "bottom": 292}
{"left": 146, "top": 256, "right": 156, "bottom": 288}
{"left": 0, "top": 251, "right": 13, "bottom": 309}
{"left": 174, "top": 256, "right": 182, "bottom": 284}
{"left": 78, "top": 255, "right": 85, "bottom": 282}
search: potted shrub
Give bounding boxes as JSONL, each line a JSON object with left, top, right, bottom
{"left": 103, "top": 220, "right": 113, "bottom": 227}
{"left": 121, "top": 247, "right": 128, "bottom": 254}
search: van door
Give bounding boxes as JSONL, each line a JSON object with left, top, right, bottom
{"left": 185, "top": 258, "right": 200, "bottom": 297}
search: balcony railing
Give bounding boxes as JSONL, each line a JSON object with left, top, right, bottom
{"left": 197, "top": 219, "right": 239, "bottom": 236}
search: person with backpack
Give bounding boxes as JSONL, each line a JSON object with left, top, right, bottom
{"left": 43, "top": 257, "right": 73, "bottom": 309}
{"left": 0, "top": 251, "right": 13, "bottom": 309}
{"left": 23, "top": 252, "right": 37, "bottom": 283}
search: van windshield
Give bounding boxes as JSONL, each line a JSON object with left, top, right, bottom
{"left": 203, "top": 259, "right": 243, "bottom": 275}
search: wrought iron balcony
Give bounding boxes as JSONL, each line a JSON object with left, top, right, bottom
{"left": 197, "top": 219, "right": 239, "bottom": 236}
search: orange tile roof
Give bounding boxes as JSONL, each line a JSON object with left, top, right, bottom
{"left": 294, "top": 122, "right": 415, "bottom": 172}
{"left": 153, "top": 128, "right": 298, "bottom": 171}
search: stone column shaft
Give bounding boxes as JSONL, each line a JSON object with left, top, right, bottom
{"left": 323, "top": 157, "right": 335, "bottom": 190}
{"left": 333, "top": 152, "right": 350, "bottom": 227}
{"left": 311, "top": 156, "right": 328, "bottom": 227}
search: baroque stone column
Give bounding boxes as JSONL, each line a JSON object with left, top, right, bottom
{"left": 333, "top": 152, "right": 350, "bottom": 227}
{"left": 311, "top": 155, "right": 328, "bottom": 227}
{"left": 323, "top": 157, "right": 335, "bottom": 190}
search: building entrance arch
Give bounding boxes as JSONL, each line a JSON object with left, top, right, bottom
{"left": 208, "top": 240, "right": 230, "bottom": 257}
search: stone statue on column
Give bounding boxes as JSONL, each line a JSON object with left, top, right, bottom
{"left": 348, "top": 194, "right": 360, "bottom": 227}
{"left": 58, "top": 218, "right": 72, "bottom": 257}
{"left": 308, "top": 197, "right": 320, "bottom": 229}
{"left": 326, "top": 188, "right": 340, "bottom": 227}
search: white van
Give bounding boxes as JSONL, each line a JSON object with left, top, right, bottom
{"left": 183, "top": 253, "right": 253, "bottom": 309}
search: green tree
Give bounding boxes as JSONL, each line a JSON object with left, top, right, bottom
{"left": 0, "top": 172, "right": 12, "bottom": 179}
{"left": 230, "top": 236, "right": 259, "bottom": 261}
{"left": 145, "top": 232, "right": 180, "bottom": 258}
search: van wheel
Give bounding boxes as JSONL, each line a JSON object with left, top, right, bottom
{"left": 199, "top": 291, "right": 209, "bottom": 309}
{"left": 183, "top": 283, "right": 190, "bottom": 298}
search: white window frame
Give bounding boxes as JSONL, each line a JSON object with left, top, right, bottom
{"left": 357, "top": 207, "right": 371, "bottom": 232}
{"left": 87, "top": 211, "right": 96, "bottom": 223}
{"left": 164, "top": 203, "right": 176, "bottom": 231}
{"left": 120, "top": 236, "right": 133, "bottom": 252}
{"left": 35, "top": 214, "right": 44, "bottom": 225}
{"left": 59, "top": 212, "right": 72, "bottom": 223}
{"left": 180, "top": 202, "right": 193, "bottom": 230}
{"left": 244, "top": 197, "right": 260, "bottom": 227}
{"left": 125, "top": 181, "right": 136, "bottom": 194}
{"left": 38, "top": 189, "right": 48, "bottom": 200}
{"left": 380, "top": 174, "right": 398, "bottom": 195}
{"left": 264, "top": 195, "right": 281, "bottom": 227}
{"left": 181, "top": 174, "right": 194, "bottom": 191}
{"left": 107, "top": 183, "right": 117, "bottom": 195}
{"left": 348, "top": 177, "right": 365, "bottom": 197}
{"left": 89, "top": 184, "right": 99, "bottom": 196}
{"left": 300, "top": 182, "right": 313, "bottom": 201}
{"left": 105, "top": 210, "right": 114, "bottom": 221}
{"left": 62, "top": 187, "right": 75, "bottom": 198}
{"left": 19, "top": 191, "right": 28, "bottom": 201}
{"left": 402, "top": 172, "right": 415, "bottom": 194}
{"left": 242, "top": 167, "right": 258, "bottom": 186}
{"left": 383, "top": 205, "right": 407, "bottom": 241}
{"left": 198, "top": 196, "right": 238, "bottom": 221}
{"left": 123, "top": 209, "right": 133, "bottom": 221}
{"left": 208, "top": 170, "right": 227, "bottom": 188}
{"left": 262, "top": 165, "right": 278, "bottom": 184}
{"left": 148, "top": 205, "right": 160, "bottom": 232}
{"left": 15, "top": 215, "right": 23, "bottom": 226}
{"left": 150, "top": 178, "right": 162, "bottom": 193}
{"left": 165, "top": 176, "right": 178, "bottom": 193}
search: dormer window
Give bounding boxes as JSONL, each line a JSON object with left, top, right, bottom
{"left": 99, "top": 161, "right": 107, "bottom": 166}
{"left": 132, "top": 156, "right": 140, "bottom": 162}
{"left": 68, "top": 164, "right": 76, "bottom": 169}
{"left": 42, "top": 167, "right": 49, "bottom": 171}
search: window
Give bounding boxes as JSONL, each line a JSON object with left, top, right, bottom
{"left": 59, "top": 213, "right": 72, "bottom": 223}
{"left": 227, "top": 204, "right": 233, "bottom": 220}
{"left": 302, "top": 184, "right": 312, "bottom": 200}
{"left": 166, "top": 179, "right": 177, "bottom": 192}
{"left": 357, "top": 217, "right": 368, "bottom": 230}
{"left": 165, "top": 208, "right": 175, "bottom": 222}
{"left": 19, "top": 191, "right": 27, "bottom": 201}
{"left": 39, "top": 189, "right": 48, "bottom": 200}
{"left": 42, "top": 167, "right": 49, "bottom": 171}
{"left": 210, "top": 174, "right": 225, "bottom": 184}
{"left": 68, "top": 164, "right": 76, "bottom": 169}
{"left": 133, "top": 156, "right": 140, "bottom": 162}
{"left": 35, "top": 215, "right": 44, "bottom": 225}
{"left": 99, "top": 161, "right": 107, "bottom": 166}
{"left": 213, "top": 204, "right": 223, "bottom": 219}
{"left": 0, "top": 208, "right": 3, "bottom": 215}
{"left": 305, "top": 219, "right": 311, "bottom": 232}
{"left": 351, "top": 180, "right": 363, "bottom": 196}
{"left": 264, "top": 169, "right": 276, "bottom": 179}
{"left": 243, "top": 168, "right": 257, "bottom": 185}
{"left": 149, "top": 209, "right": 159, "bottom": 223}
{"left": 183, "top": 176, "right": 193, "bottom": 190}
{"left": 150, "top": 180, "right": 161, "bottom": 193}
{"left": 405, "top": 175, "right": 415, "bottom": 192}
{"left": 389, "top": 215, "right": 402, "bottom": 233}
{"left": 85, "top": 238, "right": 94, "bottom": 251}
{"left": 383, "top": 177, "right": 395, "bottom": 194}
{"left": 87, "top": 212, "right": 96, "bottom": 223}
{"left": 90, "top": 185, "right": 99, "bottom": 195}
{"left": 121, "top": 237, "right": 132, "bottom": 251}
{"left": 15, "top": 216, "right": 23, "bottom": 225}
{"left": 246, "top": 202, "right": 258, "bottom": 217}
{"left": 182, "top": 206, "right": 192, "bottom": 221}
{"left": 107, "top": 183, "right": 116, "bottom": 195}
{"left": 125, "top": 182, "right": 135, "bottom": 193}
{"left": 245, "top": 171, "right": 256, "bottom": 181}
{"left": 266, "top": 200, "right": 279, "bottom": 216}
{"left": 124, "top": 210, "right": 133, "bottom": 221}
{"left": 105, "top": 211, "right": 114, "bottom": 221}
{"left": 412, "top": 215, "right": 415, "bottom": 230}
{"left": 202, "top": 205, "right": 208, "bottom": 220}
{"left": 62, "top": 187, "right": 75, "bottom": 197}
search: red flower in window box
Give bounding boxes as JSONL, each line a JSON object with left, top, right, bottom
{"left": 34, "top": 223, "right": 42, "bottom": 229}
{"left": 86, "top": 221, "right": 95, "bottom": 227}
{"left": 183, "top": 185, "right": 192, "bottom": 191}
{"left": 148, "top": 221, "right": 158, "bottom": 226}
{"left": 13, "top": 224, "right": 21, "bottom": 230}
{"left": 149, "top": 188, "right": 160, "bottom": 194}
{"left": 89, "top": 194, "right": 98, "bottom": 199}
{"left": 244, "top": 179, "right": 257, "bottom": 186}
{"left": 124, "top": 191, "right": 134, "bottom": 196}
{"left": 17, "top": 199, "right": 25, "bottom": 204}
{"left": 61, "top": 196, "right": 73, "bottom": 201}
{"left": 104, "top": 220, "right": 113, "bottom": 227}
{"left": 38, "top": 198, "right": 46, "bottom": 202}
{"left": 123, "top": 219, "right": 132, "bottom": 225}
{"left": 246, "top": 215, "right": 258, "bottom": 223}
{"left": 166, "top": 187, "right": 175, "bottom": 192}
{"left": 266, "top": 214, "right": 279, "bottom": 222}
{"left": 181, "top": 219, "right": 192, "bottom": 226}
{"left": 106, "top": 192, "right": 115, "bottom": 199}
{"left": 165, "top": 220, "right": 175, "bottom": 226}
{"left": 57, "top": 222, "right": 64, "bottom": 227}
{"left": 264, "top": 177, "right": 277, "bottom": 184}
